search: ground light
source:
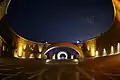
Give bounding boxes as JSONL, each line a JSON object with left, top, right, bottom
{"left": 46, "top": 59, "right": 51, "bottom": 63}
{"left": 73, "top": 59, "right": 79, "bottom": 64}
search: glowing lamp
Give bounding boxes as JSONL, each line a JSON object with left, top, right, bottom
{"left": 46, "top": 59, "right": 51, "bottom": 63}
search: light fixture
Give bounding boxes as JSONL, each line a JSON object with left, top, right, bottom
{"left": 21, "top": 56, "right": 25, "bottom": 59}
{"left": 76, "top": 40, "right": 80, "bottom": 43}
{"left": 46, "top": 59, "right": 51, "bottom": 63}
{"left": 29, "top": 53, "right": 34, "bottom": 59}
{"left": 38, "top": 54, "right": 41, "bottom": 59}
{"left": 73, "top": 59, "right": 78, "bottom": 63}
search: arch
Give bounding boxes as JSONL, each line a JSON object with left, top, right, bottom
{"left": 42, "top": 42, "right": 84, "bottom": 58}
{"left": 57, "top": 51, "right": 68, "bottom": 60}
{"left": 5, "top": 0, "right": 11, "bottom": 14}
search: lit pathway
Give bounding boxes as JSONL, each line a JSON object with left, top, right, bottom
{"left": 0, "top": 54, "right": 120, "bottom": 80}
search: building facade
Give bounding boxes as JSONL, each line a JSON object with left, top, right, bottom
{"left": 0, "top": 0, "right": 120, "bottom": 60}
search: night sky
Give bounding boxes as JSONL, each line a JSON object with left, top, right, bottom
{"left": 6, "top": 0, "right": 114, "bottom": 43}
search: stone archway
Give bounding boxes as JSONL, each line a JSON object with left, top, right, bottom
{"left": 42, "top": 42, "right": 84, "bottom": 59}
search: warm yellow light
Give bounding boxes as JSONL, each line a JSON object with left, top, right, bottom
{"left": 21, "top": 56, "right": 25, "bottom": 59}
{"left": 29, "top": 53, "right": 34, "bottom": 59}
{"left": 112, "top": 0, "right": 117, "bottom": 18}
{"left": 110, "top": 46, "right": 114, "bottom": 55}
{"left": 117, "top": 43, "right": 120, "bottom": 53}
{"left": 38, "top": 45, "right": 42, "bottom": 52}
{"left": 14, "top": 49, "right": 18, "bottom": 58}
{"left": 87, "top": 46, "right": 90, "bottom": 51}
{"left": 73, "top": 59, "right": 78, "bottom": 63}
{"left": 2, "top": 45, "right": 5, "bottom": 51}
{"left": 16, "top": 38, "right": 24, "bottom": 57}
{"left": 91, "top": 48, "right": 95, "bottom": 57}
{"left": 103, "top": 48, "right": 107, "bottom": 56}
{"left": 18, "top": 46, "right": 23, "bottom": 57}
{"left": 38, "top": 54, "right": 41, "bottom": 59}
{"left": 95, "top": 51, "right": 99, "bottom": 57}
{"left": 22, "top": 52, "right": 25, "bottom": 58}
{"left": 112, "top": 0, "right": 120, "bottom": 22}
{"left": 46, "top": 59, "right": 51, "bottom": 63}
{"left": 14, "top": 53, "right": 18, "bottom": 58}
{"left": 85, "top": 38, "right": 96, "bottom": 57}
{"left": 23, "top": 44, "right": 26, "bottom": 50}
{"left": 52, "top": 54, "right": 55, "bottom": 59}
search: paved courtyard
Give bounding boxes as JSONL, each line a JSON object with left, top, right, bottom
{"left": 0, "top": 54, "right": 120, "bottom": 80}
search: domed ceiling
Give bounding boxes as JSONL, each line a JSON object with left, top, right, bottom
{"left": 6, "top": 0, "right": 114, "bottom": 43}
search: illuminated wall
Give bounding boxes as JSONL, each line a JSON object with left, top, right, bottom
{"left": 84, "top": 38, "right": 96, "bottom": 57}
{"left": 1, "top": 0, "right": 120, "bottom": 59}
{"left": 0, "top": 0, "right": 11, "bottom": 20}
{"left": 12, "top": 34, "right": 85, "bottom": 59}
{"left": 42, "top": 42, "right": 84, "bottom": 59}
{"left": 112, "top": 0, "right": 120, "bottom": 22}
{"left": 12, "top": 33, "right": 46, "bottom": 59}
{"left": 0, "top": 35, "right": 7, "bottom": 56}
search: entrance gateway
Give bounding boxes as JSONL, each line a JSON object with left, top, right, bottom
{"left": 42, "top": 42, "right": 84, "bottom": 60}
{"left": 57, "top": 51, "right": 68, "bottom": 60}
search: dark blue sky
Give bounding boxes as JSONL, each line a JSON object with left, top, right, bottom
{"left": 6, "top": 0, "right": 114, "bottom": 43}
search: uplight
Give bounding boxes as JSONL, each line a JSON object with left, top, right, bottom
{"left": 73, "top": 59, "right": 78, "bottom": 63}
{"left": 46, "top": 59, "right": 51, "bottom": 63}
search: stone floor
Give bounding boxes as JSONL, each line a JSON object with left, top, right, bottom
{"left": 0, "top": 54, "right": 120, "bottom": 80}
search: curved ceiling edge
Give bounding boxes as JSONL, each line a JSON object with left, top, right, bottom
{"left": 0, "top": 0, "right": 11, "bottom": 20}
{"left": 10, "top": 28, "right": 50, "bottom": 44}
{"left": 5, "top": 0, "right": 11, "bottom": 14}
